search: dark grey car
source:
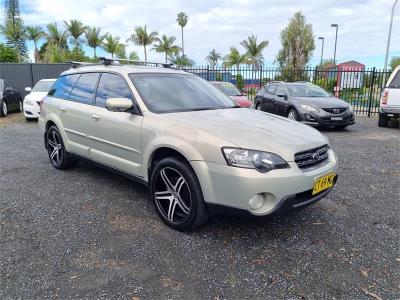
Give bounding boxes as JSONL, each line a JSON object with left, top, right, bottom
{"left": 254, "top": 82, "right": 355, "bottom": 129}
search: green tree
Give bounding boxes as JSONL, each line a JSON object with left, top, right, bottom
{"left": 152, "top": 34, "right": 180, "bottom": 63}
{"left": 43, "top": 43, "right": 68, "bottom": 63}
{"left": 102, "top": 34, "right": 123, "bottom": 58}
{"left": 126, "top": 25, "right": 158, "bottom": 61}
{"left": 63, "top": 19, "right": 86, "bottom": 50}
{"left": 46, "top": 22, "right": 69, "bottom": 49}
{"left": 0, "top": 43, "right": 18, "bottom": 62}
{"left": 115, "top": 45, "right": 127, "bottom": 59}
{"left": 240, "top": 35, "right": 268, "bottom": 69}
{"left": 223, "top": 47, "right": 248, "bottom": 70}
{"left": 276, "top": 11, "right": 315, "bottom": 75}
{"left": 205, "top": 49, "right": 222, "bottom": 68}
{"left": 170, "top": 54, "right": 194, "bottom": 67}
{"left": 390, "top": 57, "right": 400, "bottom": 70}
{"left": 0, "top": 20, "right": 26, "bottom": 62}
{"left": 129, "top": 51, "right": 139, "bottom": 61}
{"left": 85, "top": 26, "right": 104, "bottom": 58}
{"left": 25, "top": 25, "right": 44, "bottom": 62}
{"left": 3, "top": 0, "right": 27, "bottom": 60}
{"left": 176, "top": 12, "right": 188, "bottom": 57}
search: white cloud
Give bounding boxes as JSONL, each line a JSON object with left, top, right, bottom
{"left": 19, "top": 0, "right": 400, "bottom": 67}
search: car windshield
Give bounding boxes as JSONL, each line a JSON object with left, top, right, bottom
{"left": 33, "top": 80, "right": 55, "bottom": 92}
{"left": 129, "top": 73, "right": 237, "bottom": 113}
{"left": 212, "top": 82, "right": 241, "bottom": 96}
{"left": 287, "top": 84, "right": 330, "bottom": 97}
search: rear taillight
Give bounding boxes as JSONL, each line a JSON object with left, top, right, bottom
{"left": 381, "top": 89, "right": 388, "bottom": 105}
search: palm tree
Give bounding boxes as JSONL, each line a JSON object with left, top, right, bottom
{"left": 240, "top": 35, "right": 268, "bottom": 69}
{"left": 0, "top": 20, "right": 26, "bottom": 62}
{"left": 63, "top": 19, "right": 86, "bottom": 49}
{"left": 152, "top": 35, "right": 180, "bottom": 63}
{"left": 170, "top": 54, "right": 194, "bottom": 68}
{"left": 223, "top": 47, "right": 248, "bottom": 71}
{"left": 176, "top": 12, "right": 188, "bottom": 57}
{"left": 126, "top": 25, "right": 158, "bottom": 61}
{"left": 129, "top": 51, "right": 139, "bottom": 61}
{"left": 25, "top": 25, "right": 44, "bottom": 63}
{"left": 102, "top": 34, "right": 123, "bottom": 58}
{"left": 205, "top": 49, "right": 222, "bottom": 68}
{"left": 85, "top": 26, "right": 104, "bottom": 58}
{"left": 46, "top": 22, "right": 69, "bottom": 49}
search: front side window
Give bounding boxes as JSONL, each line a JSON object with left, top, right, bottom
{"left": 48, "top": 74, "right": 80, "bottom": 99}
{"left": 275, "top": 85, "right": 287, "bottom": 96}
{"left": 33, "top": 80, "right": 55, "bottom": 93}
{"left": 287, "top": 84, "right": 330, "bottom": 97}
{"left": 129, "top": 73, "right": 236, "bottom": 113}
{"left": 96, "top": 73, "right": 133, "bottom": 107}
{"left": 69, "top": 73, "right": 100, "bottom": 104}
{"left": 389, "top": 71, "right": 400, "bottom": 88}
{"left": 266, "top": 85, "right": 277, "bottom": 94}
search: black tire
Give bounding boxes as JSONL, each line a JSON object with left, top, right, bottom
{"left": 0, "top": 99, "right": 8, "bottom": 117}
{"left": 150, "top": 156, "right": 209, "bottom": 231}
{"left": 378, "top": 113, "right": 389, "bottom": 127}
{"left": 335, "top": 125, "right": 347, "bottom": 130}
{"left": 18, "top": 99, "right": 23, "bottom": 112}
{"left": 255, "top": 103, "right": 262, "bottom": 111}
{"left": 287, "top": 108, "right": 298, "bottom": 121}
{"left": 46, "top": 125, "right": 78, "bottom": 170}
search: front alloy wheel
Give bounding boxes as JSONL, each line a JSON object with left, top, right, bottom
{"left": 0, "top": 100, "right": 8, "bottom": 117}
{"left": 19, "top": 100, "right": 23, "bottom": 112}
{"left": 287, "top": 109, "right": 298, "bottom": 121}
{"left": 151, "top": 157, "right": 209, "bottom": 231}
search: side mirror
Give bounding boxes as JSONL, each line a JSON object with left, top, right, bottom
{"left": 25, "top": 87, "right": 32, "bottom": 92}
{"left": 106, "top": 97, "right": 133, "bottom": 112}
{"left": 277, "top": 94, "right": 287, "bottom": 100}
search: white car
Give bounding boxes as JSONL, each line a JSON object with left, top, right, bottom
{"left": 23, "top": 79, "right": 56, "bottom": 121}
{"left": 379, "top": 65, "right": 400, "bottom": 127}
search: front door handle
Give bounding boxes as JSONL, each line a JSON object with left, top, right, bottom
{"left": 91, "top": 114, "right": 100, "bottom": 121}
{"left": 59, "top": 106, "right": 66, "bottom": 112}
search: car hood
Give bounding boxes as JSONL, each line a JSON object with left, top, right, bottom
{"left": 292, "top": 96, "right": 349, "bottom": 108}
{"left": 163, "top": 108, "right": 328, "bottom": 161}
{"left": 229, "top": 95, "right": 253, "bottom": 108}
{"left": 24, "top": 92, "right": 48, "bottom": 101}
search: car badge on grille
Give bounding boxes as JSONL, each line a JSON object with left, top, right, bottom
{"left": 312, "top": 152, "right": 320, "bottom": 160}
{"left": 333, "top": 109, "right": 339, "bottom": 114}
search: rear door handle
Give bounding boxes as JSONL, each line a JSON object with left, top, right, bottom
{"left": 91, "top": 114, "right": 99, "bottom": 121}
{"left": 59, "top": 106, "right": 66, "bottom": 112}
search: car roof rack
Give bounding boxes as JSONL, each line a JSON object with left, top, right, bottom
{"left": 267, "top": 81, "right": 285, "bottom": 84}
{"left": 98, "top": 57, "right": 174, "bottom": 68}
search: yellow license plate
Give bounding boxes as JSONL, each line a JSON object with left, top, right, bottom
{"left": 312, "top": 172, "right": 335, "bottom": 195}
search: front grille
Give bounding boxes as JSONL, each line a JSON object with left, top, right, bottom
{"left": 294, "top": 145, "right": 329, "bottom": 170}
{"left": 322, "top": 108, "right": 347, "bottom": 114}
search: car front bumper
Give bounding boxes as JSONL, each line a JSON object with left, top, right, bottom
{"left": 23, "top": 103, "right": 40, "bottom": 118}
{"left": 299, "top": 110, "right": 355, "bottom": 127}
{"left": 190, "top": 149, "right": 338, "bottom": 216}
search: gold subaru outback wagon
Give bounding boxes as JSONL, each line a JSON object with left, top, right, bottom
{"left": 39, "top": 58, "right": 338, "bottom": 231}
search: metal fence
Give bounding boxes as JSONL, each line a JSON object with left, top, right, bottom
{"left": 0, "top": 63, "right": 391, "bottom": 116}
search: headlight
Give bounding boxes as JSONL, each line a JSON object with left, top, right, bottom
{"left": 24, "top": 98, "right": 33, "bottom": 105}
{"left": 222, "top": 147, "right": 289, "bottom": 173}
{"left": 301, "top": 104, "right": 319, "bottom": 112}
{"left": 348, "top": 105, "right": 353, "bottom": 112}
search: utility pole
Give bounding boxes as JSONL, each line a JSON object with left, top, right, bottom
{"left": 318, "top": 37, "right": 324, "bottom": 67}
{"left": 331, "top": 24, "right": 339, "bottom": 65}
{"left": 384, "top": 0, "right": 399, "bottom": 70}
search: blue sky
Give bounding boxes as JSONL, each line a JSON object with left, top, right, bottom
{"left": 3, "top": 0, "right": 400, "bottom": 68}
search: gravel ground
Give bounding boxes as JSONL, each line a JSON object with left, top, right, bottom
{"left": 0, "top": 113, "right": 399, "bottom": 299}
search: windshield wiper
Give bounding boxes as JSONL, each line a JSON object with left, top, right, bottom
{"left": 190, "top": 107, "right": 219, "bottom": 111}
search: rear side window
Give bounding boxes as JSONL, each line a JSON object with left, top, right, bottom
{"left": 69, "top": 73, "right": 100, "bottom": 104}
{"left": 275, "top": 85, "right": 287, "bottom": 96}
{"left": 389, "top": 70, "right": 400, "bottom": 88}
{"left": 48, "top": 74, "right": 80, "bottom": 99}
{"left": 95, "top": 73, "right": 133, "bottom": 107}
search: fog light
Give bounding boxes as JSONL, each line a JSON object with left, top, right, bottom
{"left": 248, "top": 194, "right": 265, "bottom": 210}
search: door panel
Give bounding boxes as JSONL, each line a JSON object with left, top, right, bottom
{"left": 273, "top": 86, "right": 288, "bottom": 116}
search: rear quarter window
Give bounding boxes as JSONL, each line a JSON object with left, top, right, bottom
{"left": 68, "top": 73, "right": 100, "bottom": 104}
{"left": 388, "top": 70, "right": 400, "bottom": 88}
{"left": 48, "top": 74, "right": 80, "bottom": 99}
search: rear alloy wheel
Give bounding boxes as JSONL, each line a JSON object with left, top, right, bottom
{"left": 151, "top": 157, "right": 209, "bottom": 231}
{"left": 256, "top": 104, "right": 262, "bottom": 111}
{"left": 378, "top": 113, "right": 389, "bottom": 128}
{"left": 19, "top": 99, "right": 23, "bottom": 112}
{"left": 0, "top": 100, "right": 8, "bottom": 117}
{"left": 287, "top": 109, "right": 298, "bottom": 121}
{"left": 46, "top": 126, "right": 77, "bottom": 169}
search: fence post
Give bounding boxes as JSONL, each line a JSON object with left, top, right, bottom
{"left": 30, "top": 63, "right": 34, "bottom": 87}
{"left": 207, "top": 65, "right": 210, "bottom": 81}
{"left": 367, "top": 67, "right": 376, "bottom": 117}
{"left": 259, "top": 65, "right": 263, "bottom": 89}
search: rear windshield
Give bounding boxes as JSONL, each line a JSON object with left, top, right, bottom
{"left": 388, "top": 70, "right": 400, "bottom": 88}
{"left": 212, "top": 82, "right": 241, "bottom": 96}
{"left": 33, "top": 80, "right": 55, "bottom": 92}
{"left": 129, "top": 73, "right": 236, "bottom": 113}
